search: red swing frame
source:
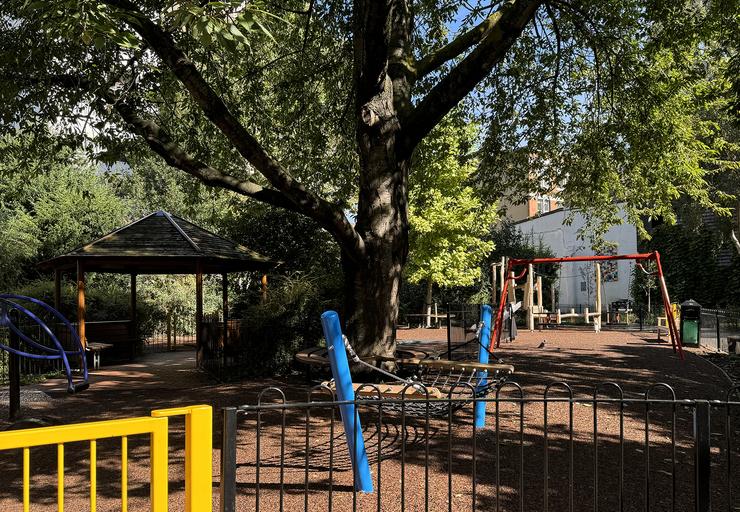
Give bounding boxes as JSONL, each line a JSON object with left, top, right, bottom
{"left": 490, "top": 251, "right": 684, "bottom": 360}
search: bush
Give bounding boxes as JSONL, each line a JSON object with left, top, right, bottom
{"left": 232, "top": 271, "right": 342, "bottom": 376}
{"left": 135, "top": 274, "right": 221, "bottom": 338}
{"left": 9, "top": 277, "right": 130, "bottom": 323}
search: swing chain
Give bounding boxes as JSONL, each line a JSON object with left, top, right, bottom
{"left": 342, "top": 335, "right": 415, "bottom": 385}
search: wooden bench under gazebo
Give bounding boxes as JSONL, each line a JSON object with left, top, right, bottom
{"left": 39, "top": 210, "right": 277, "bottom": 367}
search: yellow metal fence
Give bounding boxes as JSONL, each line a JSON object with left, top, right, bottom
{"left": 0, "top": 404, "right": 212, "bottom": 512}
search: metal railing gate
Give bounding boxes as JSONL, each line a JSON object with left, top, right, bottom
{"left": 220, "top": 383, "right": 740, "bottom": 512}
{"left": 0, "top": 405, "right": 212, "bottom": 512}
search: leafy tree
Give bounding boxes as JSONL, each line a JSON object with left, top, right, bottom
{"left": 225, "top": 204, "right": 340, "bottom": 276}
{"left": 406, "top": 115, "right": 496, "bottom": 318}
{"left": 110, "top": 155, "right": 240, "bottom": 229}
{"left": 1, "top": 0, "right": 738, "bottom": 356}
{"left": 643, "top": 223, "right": 739, "bottom": 308}
{"left": 0, "top": 133, "right": 128, "bottom": 289}
{"left": 477, "top": 10, "right": 739, "bottom": 242}
{"left": 630, "top": 259, "right": 658, "bottom": 313}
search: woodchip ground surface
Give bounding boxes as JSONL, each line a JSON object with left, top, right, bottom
{"left": 0, "top": 327, "right": 734, "bottom": 511}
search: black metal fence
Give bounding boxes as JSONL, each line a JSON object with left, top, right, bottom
{"left": 220, "top": 382, "right": 740, "bottom": 512}
{"left": 700, "top": 309, "right": 740, "bottom": 353}
{"left": 142, "top": 313, "right": 196, "bottom": 353}
{"left": 444, "top": 303, "right": 482, "bottom": 360}
{"left": 199, "top": 317, "right": 251, "bottom": 381}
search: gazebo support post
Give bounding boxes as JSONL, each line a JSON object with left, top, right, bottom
{"left": 222, "top": 273, "right": 229, "bottom": 351}
{"left": 77, "top": 260, "right": 86, "bottom": 349}
{"left": 130, "top": 273, "right": 138, "bottom": 359}
{"left": 196, "top": 263, "right": 204, "bottom": 366}
{"left": 54, "top": 269, "right": 62, "bottom": 312}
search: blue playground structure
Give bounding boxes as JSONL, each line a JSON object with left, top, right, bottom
{"left": 0, "top": 295, "right": 89, "bottom": 398}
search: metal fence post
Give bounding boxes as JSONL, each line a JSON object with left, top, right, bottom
{"left": 220, "top": 407, "right": 238, "bottom": 512}
{"left": 694, "top": 401, "right": 710, "bottom": 512}
{"left": 8, "top": 330, "right": 20, "bottom": 421}
{"left": 150, "top": 418, "right": 170, "bottom": 512}
{"left": 716, "top": 311, "right": 721, "bottom": 351}
{"left": 152, "top": 405, "right": 213, "bottom": 512}
{"left": 446, "top": 305, "right": 451, "bottom": 356}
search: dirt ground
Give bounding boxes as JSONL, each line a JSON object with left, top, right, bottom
{"left": 0, "top": 328, "right": 735, "bottom": 511}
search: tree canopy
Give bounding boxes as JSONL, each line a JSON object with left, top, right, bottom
{"left": 2, "top": 1, "right": 736, "bottom": 232}
{"left": 0, "top": 133, "right": 128, "bottom": 287}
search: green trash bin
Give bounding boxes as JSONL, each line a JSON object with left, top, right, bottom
{"left": 680, "top": 299, "right": 702, "bottom": 347}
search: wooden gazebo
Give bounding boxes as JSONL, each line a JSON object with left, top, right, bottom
{"left": 39, "top": 210, "right": 277, "bottom": 364}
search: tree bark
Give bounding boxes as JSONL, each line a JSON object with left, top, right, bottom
{"left": 346, "top": 137, "right": 409, "bottom": 357}
{"left": 345, "top": 146, "right": 409, "bottom": 357}
{"left": 342, "top": 246, "right": 404, "bottom": 359}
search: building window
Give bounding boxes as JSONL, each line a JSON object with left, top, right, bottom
{"left": 537, "top": 196, "right": 551, "bottom": 215}
{"left": 580, "top": 281, "right": 587, "bottom": 292}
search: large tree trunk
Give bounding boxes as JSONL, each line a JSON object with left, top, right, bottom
{"left": 342, "top": 243, "right": 405, "bottom": 359}
{"left": 344, "top": 145, "right": 409, "bottom": 357}
{"left": 343, "top": 1, "right": 412, "bottom": 358}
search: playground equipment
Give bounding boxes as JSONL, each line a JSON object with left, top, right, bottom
{"left": 317, "top": 306, "right": 511, "bottom": 494}
{"left": 491, "top": 252, "right": 684, "bottom": 359}
{"left": 320, "top": 306, "right": 513, "bottom": 421}
{"left": 500, "top": 260, "right": 604, "bottom": 332}
{"left": 0, "top": 295, "right": 89, "bottom": 418}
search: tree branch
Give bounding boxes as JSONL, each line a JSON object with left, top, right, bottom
{"left": 544, "top": 2, "right": 562, "bottom": 126}
{"left": 400, "top": 0, "right": 541, "bottom": 157}
{"left": 101, "top": 0, "right": 366, "bottom": 260}
{"left": 15, "top": 73, "right": 300, "bottom": 212}
{"left": 414, "top": 3, "right": 507, "bottom": 79}
{"left": 111, "top": 100, "right": 301, "bottom": 212}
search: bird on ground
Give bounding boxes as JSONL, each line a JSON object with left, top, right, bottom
{"left": 538, "top": 339, "right": 547, "bottom": 348}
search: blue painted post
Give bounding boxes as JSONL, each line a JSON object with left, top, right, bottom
{"left": 320, "top": 311, "right": 374, "bottom": 493}
{"left": 474, "top": 305, "right": 493, "bottom": 427}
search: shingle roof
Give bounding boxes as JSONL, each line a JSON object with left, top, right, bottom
{"left": 39, "top": 211, "right": 277, "bottom": 274}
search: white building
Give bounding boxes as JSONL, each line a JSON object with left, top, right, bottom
{"left": 514, "top": 208, "right": 638, "bottom": 310}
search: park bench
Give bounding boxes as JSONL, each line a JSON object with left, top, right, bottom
{"left": 86, "top": 342, "right": 113, "bottom": 370}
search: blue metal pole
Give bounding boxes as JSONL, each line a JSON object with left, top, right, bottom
{"left": 321, "top": 311, "right": 373, "bottom": 493}
{"left": 474, "top": 304, "right": 493, "bottom": 427}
